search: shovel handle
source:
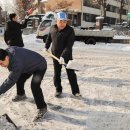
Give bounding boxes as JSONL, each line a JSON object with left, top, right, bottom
{"left": 46, "top": 50, "right": 66, "bottom": 65}
{"left": 45, "top": 50, "right": 79, "bottom": 71}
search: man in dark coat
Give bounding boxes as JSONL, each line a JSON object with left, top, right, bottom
{"left": 45, "top": 11, "right": 81, "bottom": 97}
{"left": 0, "top": 47, "right": 47, "bottom": 121}
{"left": 4, "top": 13, "right": 28, "bottom": 47}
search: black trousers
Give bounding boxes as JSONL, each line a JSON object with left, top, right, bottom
{"left": 53, "top": 60, "right": 80, "bottom": 95}
{"left": 16, "top": 69, "right": 47, "bottom": 109}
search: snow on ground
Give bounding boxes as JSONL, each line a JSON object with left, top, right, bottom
{"left": 0, "top": 34, "right": 130, "bottom": 130}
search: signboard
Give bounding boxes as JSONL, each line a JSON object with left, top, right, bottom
{"left": 128, "top": 13, "right": 130, "bottom": 18}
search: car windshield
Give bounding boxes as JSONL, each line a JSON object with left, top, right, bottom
{"left": 29, "top": 14, "right": 45, "bottom": 19}
{"left": 39, "top": 20, "right": 52, "bottom": 28}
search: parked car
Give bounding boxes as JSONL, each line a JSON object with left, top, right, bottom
{"left": 114, "top": 22, "right": 130, "bottom": 29}
{"left": 27, "top": 14, "right": 45, "bottom": 27}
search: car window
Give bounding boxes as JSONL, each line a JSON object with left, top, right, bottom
{"left": 46, "top": 14, "right": 55, "bottom": 19}
{"left": 40, "top": 20, "right": 52, "bottom": 28}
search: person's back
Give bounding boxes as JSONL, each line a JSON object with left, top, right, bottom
{"left": 45, "top": 11, "right": 81, "bottom": 97}
{"left": 7, "top": 46, "right": 47, "bottom": 74}
{"left": 0, "top": 47, "right": 47, "bottom": 121}
{"left": 4, "top": 13, "right": 28, "bottom": 47}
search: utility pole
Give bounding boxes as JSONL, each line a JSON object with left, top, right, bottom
{"left": 38, "top": 0, "right": 41, "bottom": 13}
{"left": 119, "top": 0, "right": 125, "bottom": 23}
{"left": 38, "top": 0, "right": 47, "bottom": 14}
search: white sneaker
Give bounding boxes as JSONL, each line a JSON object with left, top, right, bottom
{"left": 74, "top": 93, "right": 82, "bottom": 97}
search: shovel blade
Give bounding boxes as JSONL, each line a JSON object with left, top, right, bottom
{"left": 2, "top": 114, "right": 17, "bottom": 129}
{"left": 66, "top": 60, "right": 81, "bottom": 71}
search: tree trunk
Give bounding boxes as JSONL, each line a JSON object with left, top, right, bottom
{"left": 119, "top": 0, "right": 124, "bottom": 23}
{"left": 101, "top": 1, "right": 106, "bottom": 22}
{"left": 38, "top": 0, "right": 41, "bottom": 13}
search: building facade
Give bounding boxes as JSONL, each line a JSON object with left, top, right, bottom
{"left": 82, "top": 0, "right": 130, "bottom": 27}
{"left": 45, "top": 0, "right": 130, "bottom": 27}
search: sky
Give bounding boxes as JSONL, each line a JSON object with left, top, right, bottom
{"left": 0, "top": 0, "right": 15, "bottom": 13}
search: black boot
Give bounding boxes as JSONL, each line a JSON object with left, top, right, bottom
{"left": 33, "top": 108, "right": 47, "bottom": 121}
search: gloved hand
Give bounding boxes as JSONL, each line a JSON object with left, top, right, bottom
{"left": 59, "top": 57, "right": 65, "bottom": 64}
{"left": 25, "top": 15, "right": 29, "bottom": 19}
{"left": 44, "top": 48, "right": 48, "bottom": 52}
{"left": 7, "top": 40, "right": 11, "bottom": 46}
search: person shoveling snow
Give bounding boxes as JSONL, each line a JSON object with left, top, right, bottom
{"left": 44, "top": 11, "right": 81, "bottom": 97}
{"left": 0, "top": 47, "right": 47, "bottom": 121}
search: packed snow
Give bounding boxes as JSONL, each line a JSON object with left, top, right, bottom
{"left": 0, "top": 34, "right": 130, "bottom": 130}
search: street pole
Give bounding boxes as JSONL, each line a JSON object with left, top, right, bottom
{"left": 38, "top": 0, "right": 41, "bottom": 13}
{"left": 81, "top": 0, "right": 83, "bottom": 27}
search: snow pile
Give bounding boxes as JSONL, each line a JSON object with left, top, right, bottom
{"left": 74, "top": 41, "right": 130, "bottom": 52}
{"left": 122, "top": 46, "right": 130, "bottom": 51}
{"left": 0, "top": 115, "right": 16, "bottom": 130}
{"left": 113, "top": 35, "right": 130, "bottom": 40}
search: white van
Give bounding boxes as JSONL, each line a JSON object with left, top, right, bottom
{"left": 36, "top": 12, "right": 57, "bottom": 42}
{"left": 36, "top": 18, "right": 55, "bottom": 42}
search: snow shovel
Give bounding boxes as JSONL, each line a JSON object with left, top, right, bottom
{"left": 0, "top": 103, "right": 17, "bottom": 129}
{"left": 46, "top": 50, "right": 80, "bottom": 71}
{"left": 1, "top": 114, "right": 18, "bottom": 129}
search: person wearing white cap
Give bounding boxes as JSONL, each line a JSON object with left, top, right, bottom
{"left": 45, "top": 11, "right": 81, "bottom": 97}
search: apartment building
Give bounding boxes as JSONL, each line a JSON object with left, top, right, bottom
{"left": 45, "top": 0, "right": 130, "bottom": 27}
{"left": 82, "top": 0, "right": 130, "bottom": 27}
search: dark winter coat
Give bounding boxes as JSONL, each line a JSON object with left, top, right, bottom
{"left": 45, "top": 25, "right": 75, "bottom": 61}
{"left": 4, "top": 19, "right": 28, "bottom": 47}
{"left": 0, "top": 46, "right": 47, "bottom": 95}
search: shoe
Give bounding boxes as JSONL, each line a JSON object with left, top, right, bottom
{"left": 33, "top": 108, "right": 47, "bottom": 121}
{"left": 12, "top": 94, "right": 27, "bottom": 102}
{"left": 74, "top": 93, "right": 82, "bottom": 97}
{"left": 55, "top": 91, "right": 62, "bottom": 97}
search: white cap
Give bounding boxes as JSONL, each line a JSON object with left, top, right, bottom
{"left": 57, "top": 12, "right": 67, "bottom": 20}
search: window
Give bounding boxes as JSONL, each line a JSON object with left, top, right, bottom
{"left": 106, "top": 17, "right": 116, "bottom": 24}
{"left": 83, "top": 13, "right": 98, "bottom": 22}
{"left": 122, "top": 9, "right": 127, "bottom": 15}
{"left": 83, "top": 0, "right": 100, "bottom": 9}
{"left": 107, "top": 5, "right": 119, "bottom": 13}
{"left": 83, "top": 13, "right": 89, "bottom": 22}
{"left": 83, "top": 0, "right": 90, "bottom": 6}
